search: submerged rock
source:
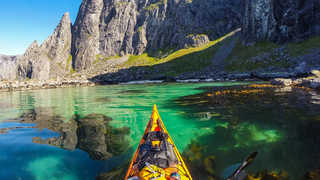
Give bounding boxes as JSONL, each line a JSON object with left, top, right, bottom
{"left": 302, "top": 169, "right": 320, "bottom": 180}
{"left": 245, "top": 170, "right": 289, "bottom": 180}
{"left": 76, "top": 114, "right": 113, "bottom": 160}
{"left": 119, "top": 90, "right": 147, "bottom": 94}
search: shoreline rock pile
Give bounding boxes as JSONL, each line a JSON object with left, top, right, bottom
{"left": 0, "top": 78, "right": 95, "bottom": 92}
{"left": 271, "top": 70, "right": 320, "bottom": 89}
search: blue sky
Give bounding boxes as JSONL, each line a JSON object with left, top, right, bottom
{"left": 0, "top": 0, "right": 82, "bottom": 55}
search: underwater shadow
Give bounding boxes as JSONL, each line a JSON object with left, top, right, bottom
{"left": 175, "top": 84, "right": 320, "bottom": 180}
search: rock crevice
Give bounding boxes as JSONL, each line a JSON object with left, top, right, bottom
{"left": 242, "top": 0, "right": 320, "bottom": 43}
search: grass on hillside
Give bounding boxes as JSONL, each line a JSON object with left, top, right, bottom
{"left": 94, "top": 54, "right": 121, "bottom": 65}
{"left": 225, "top": 36, "right": 320, "bottom": 72}
{"left": 225, "top": 40, "right": 283, "bottom": 72}
{"left": 124, "top": 30, "right": 238, "bottom": 76}
{"left": 287, "top": 36, "right": 320, "bottom": 57}
{"left": 144, "top": 0, "right": 167, "bottom": 11}
{"left": 66, "top": 54, "right": 75, "bottom": 73}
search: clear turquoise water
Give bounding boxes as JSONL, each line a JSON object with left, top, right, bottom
{"left": 0, "top": 82, "right": 319, "bottom": 180}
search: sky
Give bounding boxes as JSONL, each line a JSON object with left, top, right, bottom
{"left": 0, "top": 0, "right": 82, "bottom": 55}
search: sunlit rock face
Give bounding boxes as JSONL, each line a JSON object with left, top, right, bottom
{"left": 40, "top": 12, "right": 73, "bottom": 78}
{"left": 0, "top": 54, "right": 20, "bottom": 80}
{"left": 242, "top": 0, "right": 320, "bottom": 43}
{"left": 15, "top": 13, "right": 72, "bottom": 81}
{"left": 71, "top": 0, "right": 242, "bottom": 70}
{"left": 17, "top": 41, "right": 51, "bottom": 80}
{"left": 71, "top": 0, "right": 103, "bottom": 71}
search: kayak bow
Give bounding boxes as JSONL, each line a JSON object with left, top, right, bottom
{"left": 125, "top": 105, "right": 192, "bottom": 180}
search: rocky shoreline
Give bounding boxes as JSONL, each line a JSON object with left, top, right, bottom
{"left": 0, "top": 78, "right": 95, "bottom": 92}
{"left": 1, "top": 69, "right": 320, "bottom": 92}
{"left": 271, "top": 70, "right": 320, "bottom": 89}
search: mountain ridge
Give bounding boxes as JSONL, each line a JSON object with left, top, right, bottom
{"left": 0, "top": 0, "right": 319, "bottom": 82}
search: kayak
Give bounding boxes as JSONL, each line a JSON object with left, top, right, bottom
{"left": 125, "top": 105, "right": 193, "bottom": 180}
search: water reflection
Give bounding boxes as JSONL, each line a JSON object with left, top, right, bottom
{"left": 177, "top": 84, "right": 320, "bottom": 180}
{"left": 0, "top": 83, "right": 319, "bottom": 180}
{"left": 1, "top": 108, "right": 130, "bottom": 161}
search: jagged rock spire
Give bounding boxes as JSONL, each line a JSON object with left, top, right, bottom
{"left": 17, "top": 12, "right": 73, "bottom": 81}
{"left": 41, "top": 12, "right": 72, "bottom": 63}
{"left": 40, "top": 12, "right": 73, "bottom": 77}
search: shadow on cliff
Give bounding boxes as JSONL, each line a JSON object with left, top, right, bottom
{"left": 88, "top": 40, "right": 225, "bottom": 84}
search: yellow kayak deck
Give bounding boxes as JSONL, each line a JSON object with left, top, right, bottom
{"left": 125, "top": 105, "right": 192, "bottom": 180}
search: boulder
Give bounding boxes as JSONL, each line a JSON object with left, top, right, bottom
{"left": 182, "top": 34, "right": 210, "bottom": 48}
{"left": 271, "top": 78, "right": 293, "bottom": 86}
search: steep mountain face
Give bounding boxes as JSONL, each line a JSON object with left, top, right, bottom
{"left": 242, "top": 0, "right": 320, "bottom": 43}
{"left": 72, "top": 0, "right": 242, "bottom": 70}
{"left": 71, "top": 0, "right": 103, "bottom": 71}
{"left": 0, "top": 54, "right": 20, "bottom": 80}
{"left": 17, "top": 41, "right": 51, "bottom": 80}
{"left": 14, "top": 13, "right": 73, "bottom": 81}
{"left": 2, "top": 0, "right": 320, "bottom": 82}
{"left": 40, "top": 12, "right": 73, "bottom": 78}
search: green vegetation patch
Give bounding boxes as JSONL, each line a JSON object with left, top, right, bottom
{"left": 287, "top": 36, "right": 320, "bottom": 57}
{"left": 115, "top": 1, "right": 129, "bottom": 7}
{"left": 224, "top": 40, "right": 291, "bottom": 72}
{"left": 225, "top": 36, "right": 320, "bottom": 72}
{"left": 144, "top": 0, "right": 167, "bottom": 11}
{"left": 94, "top": 54, "right": 121, "bottom": 64}
{"left": 155, "top": 43, "right": 221, "bottom": 76}
{"left": 126, "top": 53, "right": 158, "bottom": 67}
{"left": 122, "top": 31, "right": 237, "bottom": 76}
{"left": 123, "top": 31, "right": 237, "bottom": 76}
{"left": 66, "top": 54, "right": 75, "bottom": 73}
{"left": 228, "top": 40, "right": 279, "bottom": 63}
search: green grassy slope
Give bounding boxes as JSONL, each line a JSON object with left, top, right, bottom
{"left": 122, "top": 30, "right": 237, "bottom": 76}
{"left": 98, "top": 33, "right": 320, "bottom": 76}
{"left": 225, "top": 36, "right": 320, "bottom": 72}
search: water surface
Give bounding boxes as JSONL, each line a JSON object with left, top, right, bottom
{"left": 0, "top": 82, "right": 319, "bottom": 180}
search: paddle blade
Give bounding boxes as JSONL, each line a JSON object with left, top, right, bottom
{"left": 228, "top": 152, "right": 258, "bottom": 180}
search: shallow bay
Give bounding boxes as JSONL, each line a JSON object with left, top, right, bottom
{"left": 0, "top": 82, "right": 318, "bottom": 180}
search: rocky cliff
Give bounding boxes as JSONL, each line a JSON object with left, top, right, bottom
{"left": 1, "top": 0, "right": 320, "bottom": 82}
{"left": 71, "top": 0, "right": 242, "bottom": 70}
{"left": 242, "top": 0, "right": 320, "bottom": 43}
{"left": 40, "top": 12, "right": 73, "bottom": 78}
{"left": 0, "top": 54, "right": 20, "bottom": 80}
{"left": 0, "top": 13, "right": 72, "bottom": 81}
